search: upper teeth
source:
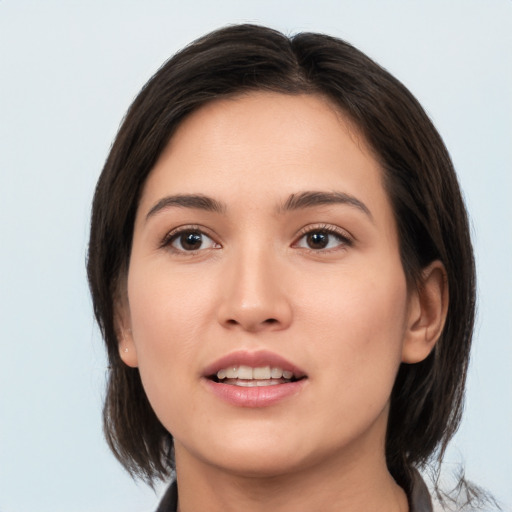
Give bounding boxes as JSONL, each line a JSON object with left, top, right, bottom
{"left": 216, "top": 365, "right": 293, "bottom": 380}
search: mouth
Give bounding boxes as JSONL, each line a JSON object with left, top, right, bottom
{"left": 202, "top": 350, "right": 307, "bottom": 406}
{"left": 208, "top": 365, "right": 305, "bottom": 387}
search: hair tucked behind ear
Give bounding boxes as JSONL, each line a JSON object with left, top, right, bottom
{"left": 87, "top": 24, "right": 475, "bottom": 487}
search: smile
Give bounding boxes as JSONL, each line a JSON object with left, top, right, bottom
{"left": 215, "top": 365, "right": 295, "bottom": 386}
{"left": 203, "top": 351, "right": 307, "bottom": 407}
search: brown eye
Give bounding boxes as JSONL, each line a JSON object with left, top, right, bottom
{"left": 168, "top": 230, "right": 217, "bottom": 252}
{"left": 295, "top": 228, "right": 351, "bottom": 251}
{"left": 179, "top": 231, "right": 203, "bottom": 250}
{"left": 306, "top": 231, "right": 329, "bottom": 249}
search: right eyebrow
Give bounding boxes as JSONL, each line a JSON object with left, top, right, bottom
{"left": 279, "top": 191, "right": 373, "bottom": 221}
{"left": 145, "top": 194, "right": 226, "bottom": 221}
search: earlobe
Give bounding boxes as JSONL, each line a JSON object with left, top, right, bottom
{"left": 402, "top": 260, "right": 449, "bottom": 364}
{"left": 114, "top": 296, "right": 139, "bottom": 368}
{"left": 118, "top": 327, "right": 139, "bottom": 368}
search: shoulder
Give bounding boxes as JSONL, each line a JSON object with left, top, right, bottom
{"left": 409, "top": 468, "right": 435, "bottom": 512}
{"left": 155, "top": 480, "right": 177, "bottom": 512}
{"left": 417, "top": 470, "right": 504, "bottom": 512}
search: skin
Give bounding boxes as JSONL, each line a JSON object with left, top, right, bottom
{"left": 117, "top": 92, "right": 447, "bottom": 512}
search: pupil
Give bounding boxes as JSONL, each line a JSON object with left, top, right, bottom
{"left": 307, "top": 232, "right": 328, "bottom": 249}
{"left": 181, "top": 232, "right": 202, "bottom": 250}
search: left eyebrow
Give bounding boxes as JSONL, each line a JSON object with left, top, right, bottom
{"left": 145, "top": 194, "right": 226, "bottom": 221}
{"left": 279, "top": 191, "right": 373, "bottom": 221}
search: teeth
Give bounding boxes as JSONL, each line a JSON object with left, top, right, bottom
{"left": 238, "top": 365, "right": 253, "bottom": 379}
{"left": 270, "top": 367, "right": 283, "bottom": 378}
{"left": 225, "top": 367, "right": 238, "bottom": 378}
{"left": 231, "top": 379, "right": 280, "bottom": 387}
{"left": 216, "top": 366, "right": 293, "bottom": 381}
{"left": 253, "top": 366, "right": 271, "bottom": 379}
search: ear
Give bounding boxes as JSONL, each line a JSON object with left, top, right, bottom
{"left": 402, "top": 260, "right": 449, "bottom": 364}
{"left": 114, "top": 291, "right": 139, "bottom": 368}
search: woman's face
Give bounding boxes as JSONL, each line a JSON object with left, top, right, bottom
{"left": 120, "top": 92, "right": 421, "bottom": 478}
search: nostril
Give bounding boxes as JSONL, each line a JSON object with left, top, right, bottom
{"left": 224, "top": 318, "right": 277, "bottom": 325}
{"left": 221, "top": 314, "right": 287, "bottom": 332}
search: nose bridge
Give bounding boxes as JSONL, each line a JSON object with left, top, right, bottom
{"left": 218, "top": 238, "right": 292, "bottom": 332}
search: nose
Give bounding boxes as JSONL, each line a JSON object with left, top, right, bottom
{"left": 216, "top": 247, "right": 293, "bottom": 333}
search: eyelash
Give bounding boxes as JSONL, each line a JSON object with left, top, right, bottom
{"left": 160, "top": 225, "right": 220, "bottom": 254}
{"left": 160, "top": 224, "right": 353, "bottom": 254}
{"left": 293, "top": 224, "right": 354, "bottom": 253}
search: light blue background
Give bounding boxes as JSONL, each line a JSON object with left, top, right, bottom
{"left": 0, "top": 1, "right": 510, "bottom": 511}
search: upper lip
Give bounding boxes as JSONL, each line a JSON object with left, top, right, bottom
{"left": 202, "top": 350, "right": 307, "bottom": 379}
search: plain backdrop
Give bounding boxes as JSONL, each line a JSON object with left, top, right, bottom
{"left": 0, "top": 1, "right": 510, "bottom": 511}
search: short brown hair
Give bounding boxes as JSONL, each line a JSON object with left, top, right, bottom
{"left": 87, "top": 24, "right": 475, "bottom": 487}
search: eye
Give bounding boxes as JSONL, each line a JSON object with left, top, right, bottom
{"left": 164, "top": 228, "right": 219, "bottom": 253}
{"left": 294, "top": 226, "right": 352, "bottom": 251}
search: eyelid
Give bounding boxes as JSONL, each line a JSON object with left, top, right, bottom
{"left": 292, "top": 223, "right": 354, "bottom": 250}
{"left": 160, "top": 224, "right": 221, "bottom": 252}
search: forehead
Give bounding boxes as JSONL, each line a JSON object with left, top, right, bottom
{"left": 138, "top": 91, "right": 389, "bottom": 220}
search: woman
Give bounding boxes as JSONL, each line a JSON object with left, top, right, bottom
{"left": 87, "top": 25, "right": 476, "bottom": 511}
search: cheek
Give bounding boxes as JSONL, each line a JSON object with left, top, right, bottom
{"left": 128, "top": 259, "right": 214, "bottom": 351}
{"left": 125, "top": 263, "right": 214, "bottom": 414}
{"left": 302, "top": 264, "right": 408, "bottom": 346}
{"left": 300, "top": 267, "right": 409, "bottom": 407}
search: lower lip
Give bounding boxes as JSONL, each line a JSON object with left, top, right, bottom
{"left": 203, "top": 379, "right": 306, "bottom": 408}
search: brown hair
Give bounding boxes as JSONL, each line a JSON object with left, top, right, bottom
{"left": 87, "top": 24, "right": 475, "bottom": 488}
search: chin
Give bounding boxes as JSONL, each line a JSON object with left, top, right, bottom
{"left": 178, "top": 430, "right": 313, "bottom": 479}
{"left": 212, "top": 450, "right": 307, "bottom": 479}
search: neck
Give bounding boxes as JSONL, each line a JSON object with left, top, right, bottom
{"left": 174, "top": 435, "right": 408, "bottom": 512}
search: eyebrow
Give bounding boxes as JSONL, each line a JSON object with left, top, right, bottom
{"left": 280, "top": 191, "right": 373, "bottom": 220}
{"left": 146, "top": 194, "right": 226, "bottom": 220}
{"left": 145, "top": 190, "right": 372, "bottom": 222}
